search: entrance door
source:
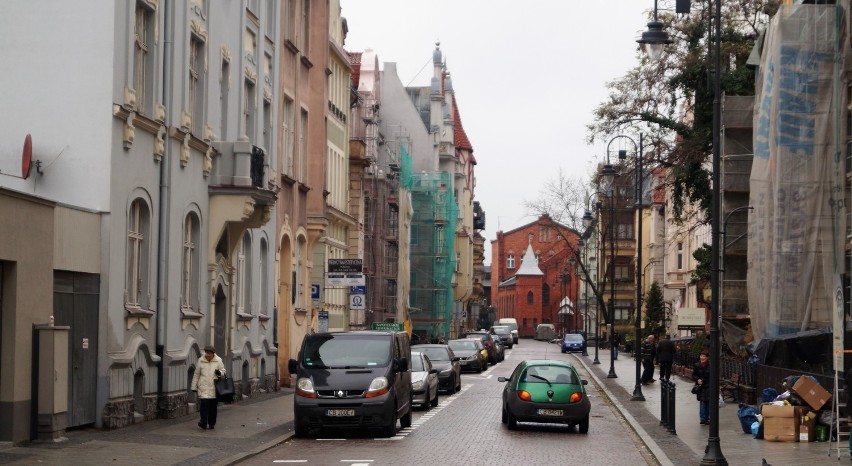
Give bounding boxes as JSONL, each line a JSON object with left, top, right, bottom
{"left": 53, "top": 271, "right": 100, "bottom": 427}
{"left": 214, "top": 285, "right": 228, "bottom": 356}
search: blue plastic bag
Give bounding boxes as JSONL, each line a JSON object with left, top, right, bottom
{"left": 760, "top": 388, "right": 778, "bottom": 403}
{"left": 738, "top": 403, "right": 759, "bottom": 434}
{"left": 751, "top": 420, "right": 760, "bottom": 437}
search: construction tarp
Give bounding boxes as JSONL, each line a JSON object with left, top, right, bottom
{"left": 749, "top": 2, "right": 848, "bottom": 344}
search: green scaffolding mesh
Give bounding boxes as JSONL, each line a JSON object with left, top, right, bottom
{"left": 401, "top": 146, "right": 457, "bottom": 339}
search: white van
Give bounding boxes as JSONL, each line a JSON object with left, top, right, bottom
{"left": 497, "top": 318, "right": 519, "bottom": 345}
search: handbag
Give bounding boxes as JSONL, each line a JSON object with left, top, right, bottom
{"left": 215, "top": 375, "right": 235, "bottom": 402}
{"left": 691, "top": 383, "right": 701, "bottom": 395}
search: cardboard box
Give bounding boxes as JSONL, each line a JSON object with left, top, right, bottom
{"left": 760, "top": 403, "right": 808, "bottom": 418}
{"left": 791, "top": 377, "right": 832, "bottom": 411}
{"left": 799, "top": 411, "right": 818, "bottom": 442}
{"left": 764, "top": 416, "right": 800, "bottom": 442}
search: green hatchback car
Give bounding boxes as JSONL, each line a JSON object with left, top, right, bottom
{"left": 498, "top": 360, "right": 591, "bottom": 433}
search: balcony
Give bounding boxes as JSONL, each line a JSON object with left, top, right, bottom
{"left": 209, "top": 141, "right": 276, "bottom": 231}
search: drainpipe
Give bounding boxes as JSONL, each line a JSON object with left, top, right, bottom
{"left": 156, "top": 0, "right": 174, "bottom": 412}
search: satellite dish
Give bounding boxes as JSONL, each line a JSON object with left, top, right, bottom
{"left": 22, "top": 134, "right": 32, "bottom": 179}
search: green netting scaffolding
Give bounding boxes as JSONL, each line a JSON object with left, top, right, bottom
{"left": 401, "top": 146, "right": 457, "bottom": 339}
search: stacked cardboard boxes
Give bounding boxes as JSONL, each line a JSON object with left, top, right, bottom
{"left": 760, "top": 376, "right": 833, "bottom": 443}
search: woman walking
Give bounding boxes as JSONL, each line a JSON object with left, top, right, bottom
{"left": 191, "top": 345, "right": 226, "bottom": 429}
{"left": 692, "top": 351, "right": 710, "bottom": 425}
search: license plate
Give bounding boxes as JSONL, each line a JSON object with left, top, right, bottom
{"left": 536, "top": 409, "right": 563, "bottom": 416}
{"left": 325, "top": 409, "right": 355, "bottom": 417}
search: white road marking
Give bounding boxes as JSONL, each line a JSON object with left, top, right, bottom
{"left": 340, "top": 461, "right": 374, "bottom": 463}
{"left": 316, "top": 438, "right": 346, "bottom": 441}
{"left": 273, "top": 461, "right": 307, "bottom": 463}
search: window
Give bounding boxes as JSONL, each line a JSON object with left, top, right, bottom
{"left": 507, "top": 254, "right": 515, "bottom": 269}
{"left": 300, "top": 0, "right": 310, "bottom": 52}
{"left": 237, "top": 232, "right": 252, "bottom": 314}
{"left": 617, "top": 223, "right": 633, "bottom": 240}
{"left": 527, "top": 291, "right": 534, "bottom": 304}
{"left": 283, "top": 0, "right": 294, "bottom": 42}
{"left": 126, "top": 199, "right": 151, "bottom": 310}
{"left": 677, "top": 242, "right": 684, "bottom": 270}
{"left": 181, "top": 213, "right": 200, "bottom": 313}
{"left": 542, "top": 284, "right": 550, "bottom": 304}
{"left": 189, "top": 35, "right": 205, "bottom": 135}
{"left": 615, "top": 264, "right": 631, "bottom": 280}
{"left": 244, "top": 79, "right": 256, "bottom": 142}
{"left": 264, "top": 0, "right": 275, "bottom": 36}
{"left": 528, "top": 233, "right": 534, "bottom": 242}
{"left": 299, "top": 109, "right": 307, "bottom": 182}
{"left": 133, "top": 2, "right": 155, "bottom": 114}
{"left": 263, "top": 99, "right": 272, "bottom": 153}
{"left": 260, "top": 238, "right": 268, "bottom": 315}
{"left": 283, "top": 97, "right": 295, "bottom": 175}
{"left": 456, "top": 253, "right": 461, "bottom": 272}
{"left": 220, "top": 59, "right": 230, "bottom": 139}
{"left": 539, "top": 226, "right": 551, "bottom": 243}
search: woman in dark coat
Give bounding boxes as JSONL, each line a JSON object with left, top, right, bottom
{"left": 692, "top": 351, "right": 710, "bottom": 425}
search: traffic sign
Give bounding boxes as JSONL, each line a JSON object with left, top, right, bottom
{"left": 371, "top": 322, "right": 405, "bottom": 332}
{"left": 350, "top": 294, "right": 365, "bottom": 310}
{"left": 311, "top": 284, "right": 321, "bottom": 299}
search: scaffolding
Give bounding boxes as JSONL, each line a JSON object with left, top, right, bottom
{"left": 401, "top": 147, "right": 457, "bottom": 339}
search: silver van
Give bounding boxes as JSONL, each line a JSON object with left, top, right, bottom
{"left": 497, "top": 318, "right": 519, "bottom": 344}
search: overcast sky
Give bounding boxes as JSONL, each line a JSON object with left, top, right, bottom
{"left": 341, "top": 0, "right": 653, "bottom": 264}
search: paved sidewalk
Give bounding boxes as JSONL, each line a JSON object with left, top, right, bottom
{"left": 0, "top": 388, "right": 298, "bottom": 466}
{"left": 575, "top": 346, "right": 846, "bottom": 466}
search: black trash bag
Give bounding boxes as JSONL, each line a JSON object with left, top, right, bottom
{"left": 737, "top": 404, "right": 759, "bottom": 434}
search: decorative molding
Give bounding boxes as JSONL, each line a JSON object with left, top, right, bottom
{"left": 203, "top": 146, "right": 213, "bottom": 176}
{"left": 221, "top": 45, "right": 231, "bottom": 62}
{"left": 263, "top": 88, "right": 273, "bottom": 102}
{"left": 242, "top": 199, "right": 257, "bottom": 221}
{"left": 190, "top": 19, "right": 208, "bottom": 42}
{"left": 124, "top": 87, "right": 137, "bottom": 109}
{"left": 154, "top": 126, "right": 166, "bottom": 162}
{"left": 181, "top": 318, "right": 201, "bottom": 331}
{"left": 180, "top": 133, "right": 191, "bottom": 167}
{"left": 123, "top": 112, "right": 135, "bottom": 150}
{"left": 203, "top": 124, "right": 213, "bottom": 143}
{"left": 244, "top": 66, "right": 258, "bottom": 84}
{"left": 154, "top": 103, "right": 166, "bottom": 123}
{"left": 180, "top": 110, "right": 192, "bottom": 132}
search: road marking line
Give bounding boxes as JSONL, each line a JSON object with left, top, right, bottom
{"left": 340, "top": 461, "right": 374, "bottom": 463}
{"left": 273, "top": 461, "right": 307, "bottom": 463}
{"left": 316, "top": 438, "right": 346, "bottom": 441}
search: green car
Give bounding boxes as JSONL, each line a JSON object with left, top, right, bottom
{"left": 498, "top": 360, "right": 591, "bottom": 433}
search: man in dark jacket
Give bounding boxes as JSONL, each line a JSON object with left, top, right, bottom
{"left": 640, "top": 335, "right": 656, "bottom": 384}
{"left": 656, "top": 334, "right": 676, "bottom": 381}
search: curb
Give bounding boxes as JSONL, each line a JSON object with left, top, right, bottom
{"left": 574, "top": 354, "right": 675, "bottom": 466}
{"left": 212, "top": 421, "right": 296, "bottom": 466}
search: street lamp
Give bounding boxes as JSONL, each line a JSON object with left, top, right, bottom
{"left": 639, "top": 1, "right": 726, "bottom": 463}
{"left": 583, "top": 208, "right": 601, "bottom": 365}
{"left": 611, "top": 134, "right": 646, "bottom": 401}
{"left": 579, "top": 238, "right": 590, "bottom": 357}
{"left": 600, "top": 151, "right": 618, "bottom": 379}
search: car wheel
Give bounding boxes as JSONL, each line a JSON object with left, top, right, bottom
{"left": 430, "top": 388, "right": 439, "bottom": 407}
{"left": 561, "top": 349, "right": 566, "bottom": 354}
{"left": 501, "top": 406, "right": 508, "bottom": 424}
{"left": 294, "top": 422, "right": 309, "bottom": 438}
{"left": 507, "top": 410, "right": 518, "bottom": 430}
{"left": 455, "top": 375, "right": 461, "bottom": 393}
{"left": 578, "top": 415, "right": 589, "bottom": 434}
{"left": 400, "top": 398, "right": 413, "bottom": 429}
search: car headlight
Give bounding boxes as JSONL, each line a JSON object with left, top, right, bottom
{"left": 296, "top": 377, "right": 316, "bottom": 398}
{"left": 365, "top": 377, "right": 389, "bottom": 398}
{"left": 467, "top": 355, "right": 477, "bottom": 360}
{"left": 412, "top": 380, "right": 425, "bottom": 391}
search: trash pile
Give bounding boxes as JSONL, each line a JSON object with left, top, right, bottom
{"left": 737, "top": 375, "right": 834, "bottom": 443}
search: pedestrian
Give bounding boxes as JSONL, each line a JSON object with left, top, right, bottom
{"left": 656, "top": 334, "right": 676, "bottom": 381}
{"left": 693, "top": 351, "right": 711, "bottom": 425}
{"left": 640, "top": 335, "right": 656, "bottom": 384}
{"left": 612, "top": 331, "right": 620, "bottom": 360}
{"left": 191, "top": 345, "right": 226, "bottom": 430}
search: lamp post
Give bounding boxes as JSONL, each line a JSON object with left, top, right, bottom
{"left": 639, "top": 0, "right": 726, "bottom": 463}
{"left": 599, "top": 151, "right": 618, "bottom": 379}
{"left": 579, "top": 238, "right": 590, "bottom": 357}
{"left": 583, "top": 208, "right": 602, "bottom": 365}
{"left": 611, "top": 134, "right": 646, "bottom": 401}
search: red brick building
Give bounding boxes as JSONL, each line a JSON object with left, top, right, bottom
{"left": 490, "top": 216, "right": 580, "bottom": 338}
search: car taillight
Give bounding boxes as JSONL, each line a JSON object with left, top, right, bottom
{"left": 517, "top": 390, "right": 532, "bottom": 401}
{"left": 570, "top": 392, "right": 583, "bottom": 403}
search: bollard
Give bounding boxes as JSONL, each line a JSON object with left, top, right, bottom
{"left": 667, "top": 380, "right": 677, "bottom": 435}
{"left": 660, "top": 379, "right": 668, "bottom": 427}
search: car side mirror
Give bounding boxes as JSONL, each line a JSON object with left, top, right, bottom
{"left": 288, "top": 359, "right": 298, "bottom": 374}
{"left": 582, "top": 379, "right": 588, "bottom": 385}
{"left": 498, "top": 376, "right": 508, "bottom": 382}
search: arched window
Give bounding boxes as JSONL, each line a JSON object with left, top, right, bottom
{"left": 507, "top": 254, "right": 515, "bottom": 269}
{"left": 126, "top": 199, "right": 151, "bottom": 310}
{"left": 527, "top": 291, "right": 534, "bottom": 304}
{"left": 181, "top": 212, "right": 201, "bottom": 313}
{"left": 542, "top": 284, "right": 550, "bottom": 305}
{"left": 259, "top": 237, "right": 268, "bottom": 315}
{"left": 237, "top": 232, "right": 252, "bottom": 313}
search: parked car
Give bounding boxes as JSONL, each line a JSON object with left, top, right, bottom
{"left": 497, "top": 318, "right": 520, "bottom": 344}
{"left": 464, "top": 330, "right": 498, "bottom": 364}
{"left": 410, "top": 352, "right": 440, "bottom": 409}
{"left": 413, "top": 344, "right": 462, "bottom": 393}
{"left": 490, "top": 325, "right": 514, "bottom": 349}
{"left": 288, "top": 331, "right": 413, "bottom": 438}
{"left": 492, "top": 337, "right": 505, "bottom": 362}
{"left": 561, "top": 333, "right": 586, "bottom": 353}
{"left": 534, "top": 323, "right": 556, "bottom": 341}
{"left": 448, "top": 339, "right": 486, "bottom": 373}
{"left": 499, "top": 360, "right": 591, "bottom": 433}
{"left": 468, "top": 338, "right": 490, "bottom": 369}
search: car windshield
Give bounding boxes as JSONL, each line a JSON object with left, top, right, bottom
{"left": 411, "top": 354, "right": 425, "bottom": 372}
{"left": 521, "top": 366, "right": 579, "bottom": 385}
{"left": 449, "top": 340, "right": 476, "bottom": 351}
{"left": 491, "top": 326, "right": 510, "bottom": 335}
{"left": 301, "top": 334, "right": 391, "bottom": 368}
{"left": 564, "top": 334, "right": 584, "bottom": 342}
{"left": 419, "top": 347, "right": 449, "bottom": 361}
